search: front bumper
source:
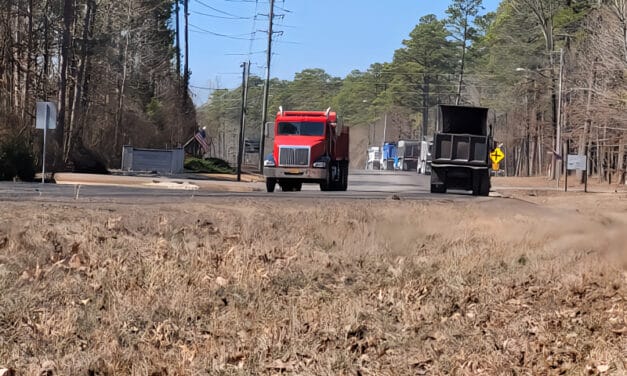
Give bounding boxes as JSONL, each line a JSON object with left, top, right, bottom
{"left": 264, "top": 166, "right": 326, "bottom": 180}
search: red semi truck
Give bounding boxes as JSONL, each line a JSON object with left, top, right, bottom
{"left": 263, "top": 107, "right": 349, "bottom": 192}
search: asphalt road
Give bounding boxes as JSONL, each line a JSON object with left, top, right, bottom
{"left": 0, "top": 170, "right": 485, "bottom": 203}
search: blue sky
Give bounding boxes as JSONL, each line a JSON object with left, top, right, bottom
{"left": 185, "top": 0, "right": 502, "bottom": 105}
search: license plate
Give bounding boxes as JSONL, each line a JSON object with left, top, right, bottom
{"left": 286, "top": 168, "right": 301, "bottom": 174}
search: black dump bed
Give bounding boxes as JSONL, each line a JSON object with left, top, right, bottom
{"left": 439, "top": 105, "right": 488, "bottom": 135}
{"left": 433, "top": 105, "right": 491, "bottom": 167}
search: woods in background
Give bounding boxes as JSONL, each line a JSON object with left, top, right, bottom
{"left": 0, "top": 0, "right": 195, "bottom": 175}
{"left": 0, "top": 0, "right": 624, "bottom": 182}
{"left": 199, "top": 0, "right": 625, "bottom": 183}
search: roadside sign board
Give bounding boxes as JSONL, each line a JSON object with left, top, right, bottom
{"left": 492, "top": 162, "right": 500, "bottom": 171}
{"left": 567, "top": 154, "right": 587, "bottom": 171}
{"left": 490, "top": 147, "right": 505, "bottom": 164}
{"left": 36, "top": 102, "right": 57, "bottom": 130}
{"left": 35, "top": 101, "right": 57, "bottom": 183}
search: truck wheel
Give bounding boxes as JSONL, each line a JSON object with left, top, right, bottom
{"left": 472, "top": 171, "right": 490, "bottom": 196}
{"left": 480, "top": 172, "right": 490, "bottom": 196}
{"left": 266, "top": 178, "right": 276, "bottom": 192}
{"left": 293, "top": 182, "right": 303, "bottom": 191}
{"left": 320, "top": 170, "right": 331, "bottom": 191}
{"left": 340, "top": 163, "right": 348, "bottom": 191}
{"left": 430, "top": 184, "right": 446, "bottom": 194}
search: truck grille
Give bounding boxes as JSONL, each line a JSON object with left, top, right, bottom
{"left": 279, "top": 146, "right": 310, "bottom": 166}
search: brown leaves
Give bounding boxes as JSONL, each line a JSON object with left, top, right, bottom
{"left": 0, "top": 368, "right": 15, "bottom": 376}
{"left": 0, "top": 236, "right": 8, "bottom": 249}
{"left": 265, "top": 359, "right": 295, "bottom": 372}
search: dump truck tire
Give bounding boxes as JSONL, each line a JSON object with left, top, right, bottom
{"left": 430, "top": 184, "right": 446, "bottom": 193}
{"left": 266, "top": 178, "right": 276, "bottom": 193}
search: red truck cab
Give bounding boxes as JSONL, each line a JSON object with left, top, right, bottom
{"left": 263, "top": 107, "right": 349, "bottom": 192}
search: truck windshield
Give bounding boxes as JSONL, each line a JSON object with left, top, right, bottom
{"left": 277, "top": 121, "right": 324, "bottom": 136}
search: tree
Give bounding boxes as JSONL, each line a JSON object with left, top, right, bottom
{"left": 445, "top": 0, "right": 484, "bottom": 104}
{"left": 0, "top": 0, "right": 195, "bottom": 173}
{"left": 393, "top": 14, "right": 455, "bottom": 139}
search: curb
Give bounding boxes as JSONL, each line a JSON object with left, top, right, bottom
{"left": 53, "top": 173, "right": 260, "bottom": 193}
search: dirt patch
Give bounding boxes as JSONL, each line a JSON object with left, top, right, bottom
{"left": 0, "top": 196, "right": 625, "bottom": 374}
{"left": 493, "top": 176, "right": 627, "bottom": 194}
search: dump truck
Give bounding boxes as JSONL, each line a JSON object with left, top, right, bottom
{"left": 380, "top": 142, "right": 397, "bottom": 170}
{"left": 397, "top": 140, "right": 421, "bottom": 171}
{"left": 430, "top": 105, "right": 492, "bottom": 196}
{"left": 263, "top": 107, "right": 349, "bottom": 192}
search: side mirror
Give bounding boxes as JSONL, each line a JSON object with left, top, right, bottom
{"left": 264, "top": 122, "right": 274, "bottom": 138}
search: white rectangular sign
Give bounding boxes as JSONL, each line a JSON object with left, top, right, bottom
{"left": 567, "top": 154, "right": 587, "bottom": 171}
{"left": 36, "top": 102, "right": 57, "bottom": 130}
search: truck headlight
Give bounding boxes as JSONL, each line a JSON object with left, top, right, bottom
{"left": 313, "top": 161, "right": 326, "bottom": 168}
{"left": 264, "top": 159, "right": 276, "bottom": 167}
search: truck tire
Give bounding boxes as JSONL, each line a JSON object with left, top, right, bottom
{"left": 328, "top": 163, "right": 342, "bottom": 191}
{"left": 266, "top": 178, "right": 276, "bottom": 192}
{"left": 430, "top": 184, "right": 446, "bottom": 194}
{"left": 472, "top": 170, "right": 490, "bottom": 196}
{"left": 339, "top": 162, "right": 348, "bottom": 191}
{"left": 430, "top": 169, "right": 446, "bottom": 193}
{"left": 480, "top": 172, "right": 490, "bottom": 196}
{"left": 320, "top": 172, "right": 331, "bottom": 191}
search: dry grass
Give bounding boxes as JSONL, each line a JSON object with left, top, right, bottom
{"left": 0, "top": 194, "right": 626, "bottom": 375}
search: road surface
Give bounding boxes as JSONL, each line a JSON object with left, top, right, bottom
{"left": 0, "top": 170, "right": 486, "bottom": 203}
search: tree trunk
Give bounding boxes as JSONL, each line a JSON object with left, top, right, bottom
{"left": 66, "top": 0, "right": 96, "bottom": 162}
{"left": 618, "top": 134, "right": 626, "bottom": 185}
{"left": 21, "top": 0, "right": 34, "bottom": 130}
{"left": 115, "top": 8, "right": 131, "bottom": 153}
{"left": 455, "top": 16, "right": 468, "bottom": 105}
{"left": 538, "top": 112, "right": 544, "bottom": 177}
{"left": 58, "top": 0, "right": 74, "bottom": 164}
{"left": 577, "top": 64, "right": 596, "bottom": 181}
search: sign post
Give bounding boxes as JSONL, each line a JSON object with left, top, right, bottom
{"left": 566, "top": 153, "right": 587, "bottom": 193}
{"left": 36, "top": 102, "right": 57, "bottom": 183}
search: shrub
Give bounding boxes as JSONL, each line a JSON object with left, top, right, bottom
{"left": 0, "top": 135, "right": 36, "bottom": 181}
{"left": 184, "top": 157, "right": 234, "bottom": 174}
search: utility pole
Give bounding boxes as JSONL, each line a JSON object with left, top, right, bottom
{"left": 237, "top": 62, "right": 250, "bottom": 182}
{"left": 421, "top": 75, "right": 429, "bottom": 141}
{"left": 175, "top": 0, "right": 181, "bottom": 82}
{"left": 183, "top": 0, "right": 190, "bottom": 107}
{"left": 382, "top": 113, "right": 387, "bottom": 146}
{"left": 259, "top": 0, "right": 275, "bottom": 174}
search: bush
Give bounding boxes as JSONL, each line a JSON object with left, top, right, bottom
{"left": 184, "top": 157, "right": 234, "bottom": 174}
{"left": 0, "top": 136, "right": 36, "bottom": 181}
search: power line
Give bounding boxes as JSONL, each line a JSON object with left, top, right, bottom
{"left": 247, "top": 1, "right": 261, "bottom": 58}
{"left": 191, "top": 10, "right": 252, "bottom": 20}
{"left": 194, "top": 0, "right": 244, "bottom": 18}
{"left": 189, "top": 24, "right": 257, "bottom": 40}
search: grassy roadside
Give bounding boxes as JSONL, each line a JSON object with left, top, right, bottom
{"left": 0, "top": 197, "right": 625, "bottom": 374}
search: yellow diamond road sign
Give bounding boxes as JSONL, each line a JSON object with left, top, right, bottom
{"left": 490, "top": 147, "right": 505, "bottom": 164}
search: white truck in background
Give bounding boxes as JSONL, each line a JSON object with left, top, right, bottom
{"left": 418, "top": 138, "right": 433, "bottom": 175}
{"left": 366, "top": 146, "right": 381, "bottom": 170}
